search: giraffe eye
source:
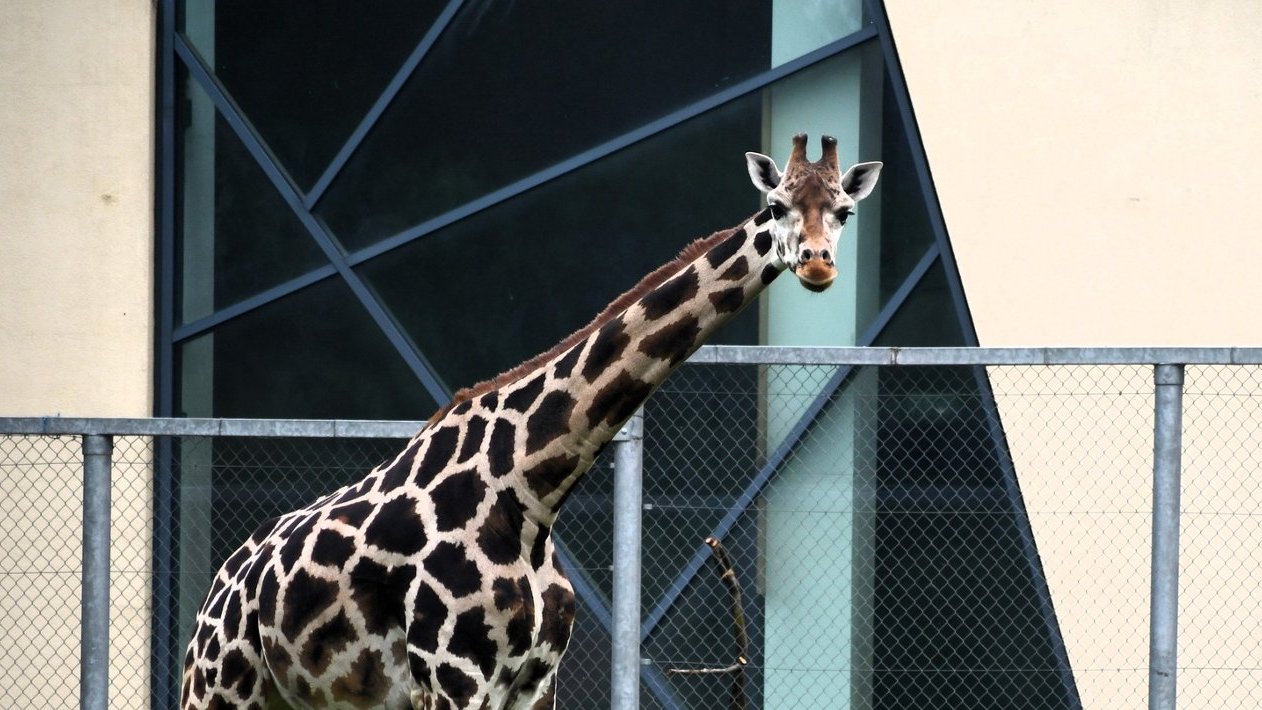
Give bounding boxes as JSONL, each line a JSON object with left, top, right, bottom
{"left": 837, "top": 210, "right": 853, "bottom": 224}
{"left": 768, "top": 202, "right": 786, "bottom": 220}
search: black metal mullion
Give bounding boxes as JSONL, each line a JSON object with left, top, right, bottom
{"left": 152, "top": 2, "right": 179, "bottom": 706}
{"left": 174, "top": 35, "right": 451, "bottom": 406}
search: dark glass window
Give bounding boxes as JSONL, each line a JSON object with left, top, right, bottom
{"left": 181, "top": 1, "right": 444, "bottom": 189}
{"left": 177, "top": 278, "right": 438, "bottom": 420}
{"left": 316, "top": 0, "right": 772, "bottom": 249}
{"left": 159, "top": 3, "right": 1075, "bottom": 709}
{"left": 874, "top": 261, "right": 965, "bottom": 347}
{"left": 177, "top": 65, "right": 331, "bottom": 321}
{"left": 356, "top": 95, "right": 763, "bottom": 391}
{"left": 876, "top": 71, "right": 937, "bottom": 306}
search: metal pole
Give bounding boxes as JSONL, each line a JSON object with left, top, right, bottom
{"left": 1149, "top": 364, "right": 1184, "bottom": 710}
{"left": 81, "top": 434, "right": 112, "bottom": 710}
{"left": 611, "top": 408, "right": 645, "bottom": 710}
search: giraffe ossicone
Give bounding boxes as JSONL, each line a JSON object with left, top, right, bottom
{"left": 180, "top": 134, "right": 880, "bottom": 710}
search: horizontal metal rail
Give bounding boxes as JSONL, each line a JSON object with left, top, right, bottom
{"left": 0, "top": 417, "right": 424, "bottom": 437}
{"left": 686, "top": 345, "right": 1262, "bottom": 366}
{"left": 4, "top": 348, "right": 1260, "bottom": 436}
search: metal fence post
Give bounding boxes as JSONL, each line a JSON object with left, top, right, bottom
{"left": 81, "top": 434, "right": 113, "bottom": 710}
{"left": 1150, "top": 364, "right": 1184, "bottom": 710}
{"left": 611, "top": 408, "right": 645, "bottom": 710}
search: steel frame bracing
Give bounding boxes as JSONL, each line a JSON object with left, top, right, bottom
{"left": 152, "top": 1, "right": 1009, "bottom": 706}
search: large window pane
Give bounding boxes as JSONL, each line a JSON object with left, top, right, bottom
{"left": 356, "top": 95, "right": 764, "bottom": 393}
{"left": 317, "top": 0, "right": 773, "bottom": 249}
{"left": 180, "top": 0, "right": 443, "bottom": 189}
{"left": 177, "top": 64, "right": 331, "bottom": 323}
{"left": 876, "top": 72, "right": 937, "bottom": 306}
{"left": 873, "top": 260, "right": 966, "bottom": 348}
{"left": 177, "top": 279, "right": 437, "bottom": 420}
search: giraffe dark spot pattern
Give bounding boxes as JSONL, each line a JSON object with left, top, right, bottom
{"left": 431, "top": 469, "right": 488, "bottom": 532}
{"left": 449, "top": 608, "right": 498, "bottom": 680}
{"left": 477, "top": 489, "right": 526, "bottom": 565}
{"left": 581, "top": 315, "right": 631, "bottom": 382}
{"left": 364, "top": 494, "right": 427, "bottom": 555}
{"left": 640, "top": 265, "right": 700, "bottom": 320}
{"left": 349, "top": 557, "right": 416, "bottom": 635}
{"left": 639, "top": 314, "right": 702, "bottom": 366}
{"left": 524, "top": 390, "right": 576, "bottom": 454}
{"left": 424, "top": 542, "right": 482, "bottom": 597}
{"left": 408, "top": 585, "right": 448, "bottom": 654}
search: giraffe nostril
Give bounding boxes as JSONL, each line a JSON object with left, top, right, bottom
{"left": 821, "top": 249, "right": 832, "bottom": 263}
{"left": 801, "top": 248, "right": 813, "bottom": 261}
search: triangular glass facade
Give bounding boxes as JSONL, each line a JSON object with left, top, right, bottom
{"left": 156, "top": 1, "right": 1078, "bottom": 708}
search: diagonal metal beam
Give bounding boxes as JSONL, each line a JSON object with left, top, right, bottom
{"left": 173, "top": 265, "right": 338, "bottom": 342}
{"left": 304, "top": 0, "right": 467, "bottom": 210}
{"left": 640, "top": 245, "right": 940, "bottom": 641}
{"left": 175, "top": 35, "right": 451, "bottom": 406}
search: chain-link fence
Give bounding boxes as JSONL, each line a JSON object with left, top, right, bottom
{"left": 2, "top": 348, "right": 1261, "bottom": 709}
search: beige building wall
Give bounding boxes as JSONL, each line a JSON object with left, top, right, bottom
{"left": 886, "top": 0, "right": 1262, "bottom": 347}
{"left": 0, "top": 0, "right": 155, "bottom": 706}
{"left": 887, "top": 1, "right": 1262, "bottom": 707}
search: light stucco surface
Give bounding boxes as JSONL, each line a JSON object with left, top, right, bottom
{"left": 0, "top": 2, "right": 155, "bottom": 706}
{"left": 886, "top": 0, "right": 1262, "bottom": 346}
{"left": 887, "top": 3, "right": 1262, "bottom": 706}
{"left": 1, "top": 0, "right": 155, "bottom": 417}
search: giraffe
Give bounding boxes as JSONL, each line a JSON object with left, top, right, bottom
{"left": 179, "top": 134, "right": 881, "bottom": 710}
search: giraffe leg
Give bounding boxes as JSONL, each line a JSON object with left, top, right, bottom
{"left": 529, "top": 675, "right": 558, "bottom": 710}
{"left": 410, "top": 688, "right": 493, "bottom": 710}
{"left": 409, "top": 688, "right": 434, "bottom": 709}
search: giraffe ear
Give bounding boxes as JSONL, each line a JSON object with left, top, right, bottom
{"left": 841, "top": 161, "right": 883, "bottom": 202}
{"left": 745, "top": 152, "right": 782, "bottom": 193}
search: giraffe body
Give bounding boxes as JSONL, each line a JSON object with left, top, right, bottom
{"left": 180, "top": 135, "right": 880, "bottom": 709}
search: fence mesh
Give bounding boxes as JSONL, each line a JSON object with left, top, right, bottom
{"left": 2, "top": 361, "right": 1262, "bottom": 708}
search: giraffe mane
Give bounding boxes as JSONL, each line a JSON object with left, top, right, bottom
{"left": 423, "top": 223, "right": 747, "bottom": 427}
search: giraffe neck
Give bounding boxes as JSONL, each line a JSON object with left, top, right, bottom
{"left": 465, "top": 208, "right": 783, "bottom": 526}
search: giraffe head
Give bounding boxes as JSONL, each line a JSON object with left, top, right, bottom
{"left": 746, "top": 133, "right": 882, "bottom": 292}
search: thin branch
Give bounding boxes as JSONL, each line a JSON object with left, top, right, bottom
{"left": 666, "top": 536, "right": 749, "bottom": 710}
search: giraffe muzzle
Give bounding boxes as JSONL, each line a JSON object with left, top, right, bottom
{"left": 794, "top": 257, "right": 836, "bottom": 292}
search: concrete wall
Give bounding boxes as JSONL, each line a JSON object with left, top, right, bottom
{"left": 886, "top": 0, "right": 1262, "bottom": 346}
{"left": 0, "top": 1, "right": 155, "bottom": 706}
{"left": 886, "top": 2, "right": 1262, "bottom": 706}
{"left": 0, "top": 0, "right": 155, "bottom": 416}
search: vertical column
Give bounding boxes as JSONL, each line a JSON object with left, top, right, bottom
{"left": 762, "top": 9, "right": 880, "bottom": 704}
{"left": 178, "top": 0, "right": 218, "bottom": 658}
{"left": 611, "top": 408, "right": 645, "bottom": 710}
{"left": 1149, "top": 364, "right": 1184, "bottom": 710}
{"left": 81, "top": 434, "right": 113, "bottom": 710}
